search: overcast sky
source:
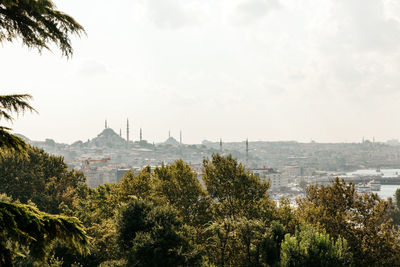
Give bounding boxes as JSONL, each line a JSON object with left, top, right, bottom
{"left": 2, "top": 0, "right": 400, "bottom": 144}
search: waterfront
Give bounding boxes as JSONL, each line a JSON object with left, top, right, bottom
{"left": 347, "top": 169, "right": 400, "bottom": 178}
{"left": 377, "top": 185, "right": 400, "bottom": 199}
{"left": 344, "top": 169, "right": 400, "bottom": 199}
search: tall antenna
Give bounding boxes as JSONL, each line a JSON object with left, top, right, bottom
{"left": 169, "top": 130, "right": 171, "bottom": 139}
{"left": 220, "top": 138, "right": 222, "bottom": 153}
{"left": 140, "top": 128, "right": 143, "bottom": 141}
{"left": 127, "top": 119, "right": 130, "bottom": 143}
{"left": 246, "top": 138, "right": 249, "bottom": 165}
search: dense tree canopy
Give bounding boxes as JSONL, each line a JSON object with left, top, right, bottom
{"left": 117, "top": 199, "right": 200, "bottom": 267}
{"left": 2, "top": 148, "right": 400, "bottom": 266}
{"left": 59, "top": 154, "right": 284, "bottom": 266}
{"left": 203, "top": 154, "right": 271, "bottom": 220}
{"left": 0, "top": 145, "right": 86, "bottom": 214}
{"left": 297, "top": 178, "right": 400, "bottom": 266}
{"left": 280, "top": 224, "right": 353, "bottom": 267}
{"left": 152, "top": 160, "right": 210, "bottom": 226}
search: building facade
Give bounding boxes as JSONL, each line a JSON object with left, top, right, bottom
{"left": 251, "top": 167, "right": 288, "bottom": 191}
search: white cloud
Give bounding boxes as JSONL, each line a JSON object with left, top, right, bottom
{"left": 76, "top": 60, "right": 109, "bottom": 77}
{"left": 131, "top": 0, "right": 203, "bottom": 29}
{"left": 233, "top": 0, "right": 281, "bottom": 24}
{"left": 329, "top": 0, "right": 400, "bottom": 53}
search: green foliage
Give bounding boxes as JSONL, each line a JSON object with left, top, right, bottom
{"left": 0, "top": 94, "right": 35, "bottom": 122}
{"left": 0, "top": 126, "right": 28, "bottom": 154}
{"left": 275, "top": 197, "right": 298, "bottom": 235}
{"left": 387, "top": 195, "right": 400, "bottom": 227}
{"left": 0, "top": 201, "right": 89, "bottom": 266}
{"left": 280, "top": 224, "right": 353, "bottom": 267}
{"left": 117, "top": 167, "right": 153, "bottom": 201}
{"left": 117, "top": 199, "right": 152, "bottom": 251}
{"left": 0, "top": 2, "right": 87, "bottom": 265}
{"left": 204, "top": 218, "right": 289, "bottom": 267}
{"left": 395, "top": 188, "right": 400, "bottom": 208}
{"left": 0, "top": 144, "right": 109, "bottom": 265}
{"left": 117, "top": 199, "right": 201, "bottom": 267}
{"left": 3, "top": 151, "right": 400, "bottom": 267}
{"left": 152, "top": 160, "right": 211, "bottom": 226}
{"left": 60, "top": 183, "right": 121, "bottom": 266}
{"left": 0, "top": 0, "right": 84, "bottom": 57}
{"left": 203, "top": 154, "right": 270, "bottom": 219}
{"left": 205, "top": 217, "right": 267, "bottom": 267}
{"left": 260, "top": 220, "right": 287, "bottom": 266}
{"left": 0, "top": 145, "right": 86, "bottom": 214}
{"left": 0, "top": 94, "right": 36, "bottom": 154}
{"left": 297, "top": 178, "right": 400, "bottom": 266}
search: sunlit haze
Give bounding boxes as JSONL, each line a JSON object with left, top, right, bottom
{"left": 2, "top": 0, "right": 400, "bottom": 144}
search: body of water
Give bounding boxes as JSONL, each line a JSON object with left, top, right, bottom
{"left": 347, "top": 169, "right": 400, "bottom": 178}
{"left": 377, "top": 185, "right": 400, "bottom": 199}
{"left": 345, "top": 169, "right": 400, "bottom": 199}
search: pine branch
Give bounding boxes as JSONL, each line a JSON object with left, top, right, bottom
{"left": 0, "top": 94, "right": 36, "bottom": 122}
{"left": 0, "top": 0, "right": 85, "bottom": 57}
{"left": 0, "top": 201, "right": 90, "bottom": 265}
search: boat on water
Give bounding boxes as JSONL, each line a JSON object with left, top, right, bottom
{"left": 368, "top": 180, "right": 381, "bottom": 191}
{"left": 356, "top": 183, "right": 371, "bottom": 194}
{"left": 356, "top": 180, "right": 381, "bottom": 193}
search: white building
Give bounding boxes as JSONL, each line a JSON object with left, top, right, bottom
{"left": 250, "top": 167, "right": 288, "bottom": 191}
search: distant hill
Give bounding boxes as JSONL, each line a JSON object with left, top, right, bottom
{"left": 90, "top": 128, "right": 126, "bottom": 148}
{"left": 163, "top": 137, "right": 180, "bottom": 146}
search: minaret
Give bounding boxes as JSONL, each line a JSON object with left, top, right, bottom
{"left": 246, "top": 138, "right": 249, "bottom": 165}
{"left": 105, "top": 119, "right": 107, "bottom": 129}
{"left": 169, "top": 130, "right": 171, "bottom": 139}
{"left": 120, "top": 129, "right": 122, "bottom": 137}
{"left": 127, "top": 119, "right": 130, "bottom": 143}
{"left": 140, "top": 128, "right": 143, "bottom": 142}
{"left": 180, "top": 130, "right": 182, "bottom": 145}
{"left": 220, "top": 138, "right": 222, "bottom": 153}
{"left": 153, "top": 141, "right": 156, "bottom": 160}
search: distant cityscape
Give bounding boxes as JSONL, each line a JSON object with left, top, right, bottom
{"left": 18, "top": 121, "right": 400, "bottom": 200}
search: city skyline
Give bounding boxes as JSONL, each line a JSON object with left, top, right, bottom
{"left": 16, "top": 118, "right": 390, "bottom": 145}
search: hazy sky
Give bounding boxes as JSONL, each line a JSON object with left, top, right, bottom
{"left": 2, "top": 0, "right": 400, "bottom": 144}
